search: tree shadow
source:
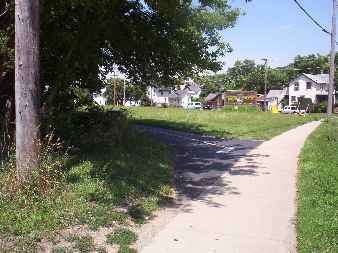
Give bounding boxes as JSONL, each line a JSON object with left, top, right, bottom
{"left": 133, "top": 119, "right": 234, "bottom": 138}
{"left": 63, "top": 131, "right": 177, "bottom": 223}
{"left": 135, "top": 125, "right": 267, "bottom": 212}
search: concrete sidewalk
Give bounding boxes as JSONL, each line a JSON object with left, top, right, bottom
{"left": 139, "top": 121, "right": 321, "bottom": 253}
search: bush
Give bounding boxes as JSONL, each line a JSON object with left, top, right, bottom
{"left": 298, "top": 97, "right": 314, "bottom": 112}
{"left": 44, "top": 109, "right": 129, "bottom": 149}
{"left": 140, "top": 96, "right": 152, "bottom": 106}
{"left": 314, "top": 101, "right": 328, "bottom": 113}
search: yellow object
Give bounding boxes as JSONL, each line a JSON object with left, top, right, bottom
{"left": 271, "top": 104, "right": 279, "bottom": 113}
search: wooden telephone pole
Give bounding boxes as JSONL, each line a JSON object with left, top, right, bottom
{"left": 327, "top": 0, "right": 336, "bottom": 117}
{"left": 15, "top": 0, "right": 40, "bottom": 182}
{"left": 262, "top": 58, "right": 268, "bottom": 112}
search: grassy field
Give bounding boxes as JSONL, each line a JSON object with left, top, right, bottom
{"left": 0, "top": 127, "right": 174, "bottom": 252}
{"left": 130, "top": 107, "right": 323, "bottom": 140}
{"left": 297, "top": 118, "right": 338, "bottom": 252}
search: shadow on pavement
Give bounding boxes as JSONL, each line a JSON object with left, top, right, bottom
{"left": 135, "top": 124, "right": 267, "bottom": 212}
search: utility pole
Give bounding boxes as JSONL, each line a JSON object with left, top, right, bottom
{"left": 123, "top": 79, "right": 126, "bottom": 106}
{"left": 262, "top": 58, "right": 268, "bottom": 112}
{"left": 113, "top": 72, "right": 116, "bottom": 106}
{"left": 327, "top": 0, "right": 336, "bottom": 117}
{"left": 15, "top": 0, "right": 40, "bottom": 183}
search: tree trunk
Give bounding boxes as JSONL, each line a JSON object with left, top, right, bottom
{"left": 15, "top": 0, "right": 40, "bottom": 183}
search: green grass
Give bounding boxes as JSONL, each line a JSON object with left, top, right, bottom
{"left": 106, "top": 228, "right": 137, "bottom": 246}
{"left": 129, "top": 107, "right": 323, "bottom": 140}
{"left": 0, "top": 130, "right": 174, "bottom": 251}
{"left": 297, "top": 118, "right": 338, "bottom": 252}
{"left": 118, "top": 246, "right": 137, "bottom": 253}
{"left": 107, "top": 228, "right": 138, "bottom": 253}
{"left": 66, "top": 235, "right": 94, "bottom": 253}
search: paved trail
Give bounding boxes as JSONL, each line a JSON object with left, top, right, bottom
{"left": 136, "top": 121, "right": 321, "bottom": 253}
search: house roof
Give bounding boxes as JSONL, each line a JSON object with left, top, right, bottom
{"left": 206, "top": 93, "right": 221, "bottom": 101}
{"left": 168, "top": 81, "right": 201, "bottom": 99}
{"left": 185, "top": 82, "right": 201, "bottom": 93}
{"left": 302, "top": 74, "right": 329, "bottom": 84}
{"left": 267, "top": 90, "right": 284, "bottom": 98}
{"left": 168, "top": 89, "right": 189, "bottom": 98}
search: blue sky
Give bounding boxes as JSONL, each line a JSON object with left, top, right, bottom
{"left": 220, "top": 0, "right": 336, "bottom": 71}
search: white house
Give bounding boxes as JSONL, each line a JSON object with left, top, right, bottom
{"left": 288, "top": 74, "right": 335, "bottom": 105}
{"left": 147, "top": 81, "right": 201, "bottom": 107}
{"left": 93, "top": 88, "right": 107, "bottom": 105}
{"left": 147, "top": 87, "right": 172, "bottom": 105}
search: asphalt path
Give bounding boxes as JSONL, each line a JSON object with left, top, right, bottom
{"left": 135, "top": 124, "right": 261, "bottom": 202}
{"left": 135, "top": 121, "right": 321, "bottom": 253}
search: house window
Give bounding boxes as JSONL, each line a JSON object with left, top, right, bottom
{"left": 291, "top": 96, "right": 296, "bottom": 102}
{"left": 294, "top": 82, "right": 299, "bottom": 91}
{"left": 306, "top": 82, "right": 312, "bottom": 89}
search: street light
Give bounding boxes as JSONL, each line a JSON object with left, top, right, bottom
{"left": 261, "top": 58, "right": 268, "bottom": 112}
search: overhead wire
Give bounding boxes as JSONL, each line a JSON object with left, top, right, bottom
{"left": 293, "top": 0, "right": 338, "bottom": 45}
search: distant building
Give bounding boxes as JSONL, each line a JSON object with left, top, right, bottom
{"left": 205, "top": 93, "right": 224, "bottom": 108}
{"left": 206, "top": 90, "right": 257, "bottom": 109}
{"left": 288, "top": 73, "right": 335, "bottom": 105}
{"left": 93, "top": 88, "right": 107, "bottom": 105}
{"left": 147, "top": 81, "right": 201, "bottom": 107}
{"left": 223, "top": 90, "right": 257, "bottom": 105}
{"left": 266, "top": 88, "right": 288, "bottom": 110}
{"left": 147, "top": 87, "right": 171, "bottom": 105}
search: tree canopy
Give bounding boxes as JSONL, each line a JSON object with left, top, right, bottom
{"left": 199, "top": 53, "right": 338, "bottom": 97}
{"left": 0, "top": 0, "right": 241, "bottom": 112}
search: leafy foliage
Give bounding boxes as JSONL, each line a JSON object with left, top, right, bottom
{"left": 105, "top": 78, "right": 148, "bottom": 106}
{"left": 198, "top": 59, "right": 290, "bottom": 96}
{"left": 0, "top": 0, "right": 241, "bottom": 113}
{"left": 199, "top": 53, "right": 338, "bottom": 97}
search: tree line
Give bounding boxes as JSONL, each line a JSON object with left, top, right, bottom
{"left": 198, "top": 54, "right": 338, "bottom": 97}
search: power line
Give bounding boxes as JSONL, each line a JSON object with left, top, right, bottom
{"left": 293, "top": 0, "right": 338, "bottom": 46}
{"left": 293, "top": 0, "right": 331, "bottom": 35}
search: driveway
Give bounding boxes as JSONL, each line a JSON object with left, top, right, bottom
{"left": 135, "top": 121, "right": 321, "bottom": 253}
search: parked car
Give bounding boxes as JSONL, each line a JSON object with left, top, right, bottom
{"left": 187, "top": 102, "right": 202, "bottom": 109}
{"left": 202, "top": 104, "right": 212, "bottom": 110}
{"left": 281, "top": 105, "right": 305, "bottom": 114}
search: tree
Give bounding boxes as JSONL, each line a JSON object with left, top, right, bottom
{"left": 105, "top": 78, "right": 148, "bottom": 105}
{"left": 2, "top": 0, "right": 242, "bottom": 114}
{"left": 15, "top": 0, "right": 40, "bottom": 182}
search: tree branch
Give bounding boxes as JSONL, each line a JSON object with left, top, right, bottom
{"left": 0, "top": 2, "right": 9, "bottom": 19}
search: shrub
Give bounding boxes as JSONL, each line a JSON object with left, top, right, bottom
{"left": 44, "top": 109, "right": 129, "bottom": 149}
{"left": 314, "top": 101, "right": 328, "bottom": 113}
{"left": 298, "top": 97, "right": 314, "bottom": 112}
